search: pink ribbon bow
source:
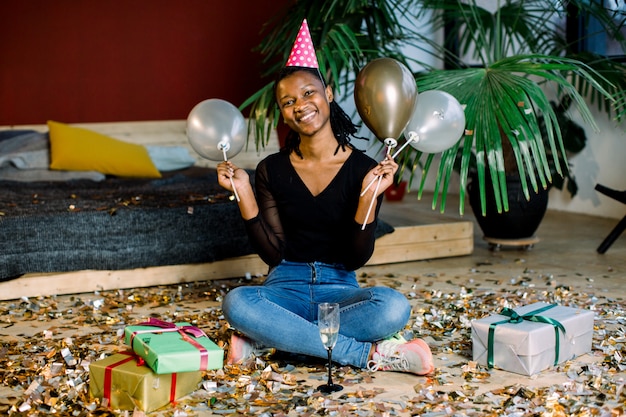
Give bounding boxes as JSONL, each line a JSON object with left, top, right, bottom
{"left": 129, "top": 318, "right": 210, "bottom": 370}
{"left": 137, "top": 318, "right": 208, "bottom": 338}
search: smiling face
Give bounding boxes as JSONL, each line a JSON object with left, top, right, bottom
{"left": 276, "top": 69, "right": 333, "bottom": 139}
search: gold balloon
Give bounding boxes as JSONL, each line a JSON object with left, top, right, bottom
{"left": 354, "top": 58, "right": 417, "bottom": 141}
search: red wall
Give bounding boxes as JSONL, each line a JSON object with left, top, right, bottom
{"left": 0, "top": 1, "right": 291, "bottom": 125}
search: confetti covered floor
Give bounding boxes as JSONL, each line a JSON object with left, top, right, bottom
{"left": 1, "top": 197, "right": 625, "bottom": 416}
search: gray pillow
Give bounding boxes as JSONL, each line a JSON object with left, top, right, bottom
{"left": 0, "top": 130, "right": 105, "bottom": 181}
{"left": 375, "top": 219, "right": 395, "bottom": 239}
{"left": 0, "top": 131, "right": 50, "bottom": 169}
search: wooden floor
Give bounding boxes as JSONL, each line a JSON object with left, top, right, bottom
{"left": 369, "top": 193, "right": 626, "bottom": 291}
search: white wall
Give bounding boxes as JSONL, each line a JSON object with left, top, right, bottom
{"left": 549, "top": 107, "right": 626, "bottom": 219}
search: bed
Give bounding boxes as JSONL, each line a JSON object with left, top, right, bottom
{"left": 0, "top": 166, "right": 256, "bottom": 278}
{"left": 0, "top": 120, "right": 473, "bottom": 300}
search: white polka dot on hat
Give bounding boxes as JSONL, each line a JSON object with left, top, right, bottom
{"left": 285, "top": 19, "right": 319, "bottom": 69}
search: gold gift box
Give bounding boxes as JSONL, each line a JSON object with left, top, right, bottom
{"left": 89, "top": 352, "right": 202, "bottom": 412}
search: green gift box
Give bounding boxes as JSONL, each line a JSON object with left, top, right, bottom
{"left": 124, "top": 318, "right": 223, "bottom": 374}
{"left": 89, "top": 351, "right": 202, "bottom": 412}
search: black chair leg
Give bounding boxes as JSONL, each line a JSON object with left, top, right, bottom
{"left": 595, "top": 184, "right": 626, "bottom": 204}
{"left": 597, "top": 215, "right": 626, "bottom": 254}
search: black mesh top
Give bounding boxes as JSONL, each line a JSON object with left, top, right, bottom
{"left": 244, "top": 150, "right": 382, "bottom": 271}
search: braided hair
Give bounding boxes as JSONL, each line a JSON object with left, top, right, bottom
{"left": 274, "top": 66, "right": 366, "bottom": 158}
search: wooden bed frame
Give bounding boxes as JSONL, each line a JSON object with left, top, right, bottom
{"left": 0, "top": 120, "right": 473, "bottom": 300}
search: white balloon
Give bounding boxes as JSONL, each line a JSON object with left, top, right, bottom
{"left": 404, "top": 90, "right": 465, "bottom": 154}
{"left": 186, "top": 99, "right": 246, "bottom": 161}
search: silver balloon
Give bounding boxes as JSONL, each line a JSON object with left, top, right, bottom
{"left": 405, "top": 90, "right": 465, "bottom": 154}
{"left": 186, "top": 99, "right": 246, "bottom": 161}
{"left": 354, "top": 58, "right": 417, "bottom": 141}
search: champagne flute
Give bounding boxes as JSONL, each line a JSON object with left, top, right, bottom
{"left": 317, "top": 302, "right": 343, "bottom": 393}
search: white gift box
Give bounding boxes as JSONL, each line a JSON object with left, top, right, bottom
{"left": 471, "top": 302, "right": 594, "bottom": 375}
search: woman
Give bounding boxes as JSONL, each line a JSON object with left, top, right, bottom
{"left": 216, "top": 65, "right": 434, "bottom": 375}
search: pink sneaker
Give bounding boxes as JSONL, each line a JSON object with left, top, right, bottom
{"left": 226, "top": 333, "right": 276, "bottom": 365}
{"left": 367, "top": 337, "right": 434, "bottom": 375}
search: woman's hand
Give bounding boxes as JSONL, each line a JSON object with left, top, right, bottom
{"left": 217, "top": 161, "right": 250, "bottom": 192}
{"left": 216, "top": 161, "right": 259, "bottom": 219}
{"left": 355, "top": 155, "right": 399, "bottom": 226}
{"left": 361, "top": 155, "right": 399, "bottom": 197}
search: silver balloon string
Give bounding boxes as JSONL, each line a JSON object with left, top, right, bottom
{"left": 219, "top": 142, "right": 240, "bottom": 202}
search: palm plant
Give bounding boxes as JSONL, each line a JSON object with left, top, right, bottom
{"left": 407, "top": 0, "right": 626, "bottom": 215}
{"left": 241, "top": 0, "right": 626, "bottom": 216}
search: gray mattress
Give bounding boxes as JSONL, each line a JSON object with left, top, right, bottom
{"left": 0, "top": 167, "right": 255, "bottom": 280}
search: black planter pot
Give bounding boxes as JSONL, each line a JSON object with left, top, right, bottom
{"left": 468, "top": 174, "right": 549, "bottom": 240}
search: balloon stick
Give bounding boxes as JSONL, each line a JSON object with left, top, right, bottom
{"left": 220, "top": 142, "right": 240, "bottom": 202}
{"left": 361, "top": 137, "right": 406, "bottom": 197}
{"left": 362, "top": 175, "right": 382, "bottom": 231}
{"left": 361, "top": 138, "right": 396, "bottom": 230}
{"left": 391, "top": 132, "right": 418, "bottom": 159}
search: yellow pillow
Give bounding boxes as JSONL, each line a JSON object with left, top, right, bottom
{"left": 48, "top": 120, "right": 161, "bottom": 178}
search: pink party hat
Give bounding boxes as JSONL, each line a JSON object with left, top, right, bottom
{"left": 285, "top": 19, "right": 319, "bottom": 68}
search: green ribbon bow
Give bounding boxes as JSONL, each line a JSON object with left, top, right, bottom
{"left": 487, "top": 303, "right": 566, "bottom": 369}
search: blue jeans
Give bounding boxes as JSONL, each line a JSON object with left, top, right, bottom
{"left": 222, "top": 260, "right": 411, "bottom": 368}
